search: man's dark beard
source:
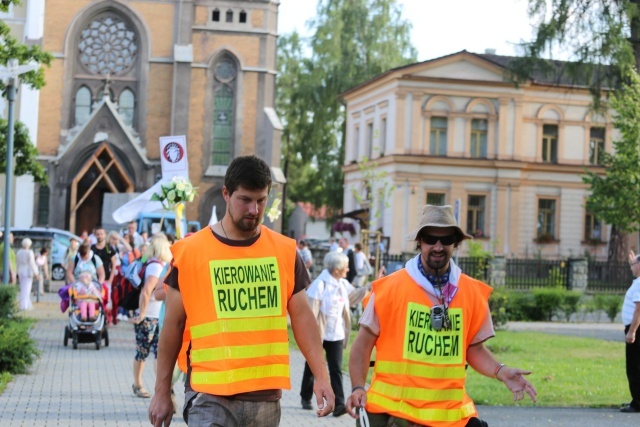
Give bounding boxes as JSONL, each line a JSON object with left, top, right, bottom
{"left": 426, "top": 252, "right": 450, "bottom": 271}
{"left": 230, "top": 211, "right": 259, "bottom": 232}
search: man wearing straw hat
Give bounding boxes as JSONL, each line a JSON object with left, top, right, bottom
{"left": 346, "top": 204, "right": 537, "bottom": 427}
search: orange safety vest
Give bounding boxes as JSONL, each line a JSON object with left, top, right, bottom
{"left": 171, "top": 226, "right": 296, "bottom": 395}
{"left": 367, "top": 269, "right": 492, "bottom": 427}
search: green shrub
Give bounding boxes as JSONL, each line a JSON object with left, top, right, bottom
{"left": 0, "top": 319, "right": 39, "bottom": 374}
{"left": 533, "top": 288, "right": 565, "bottom": 321}
{"left": 489, "top": 289, "right": 509, "bottom": 329}
{"left": 560, "top": 291, "right": 582, "bottom": 321}
{"left": 603, "top": 295, "right": 623, "bottom": 323}
{"left": 592, "top": 294, "right": 607, "bottom": 322}
{"left": 505, "top": 291, "right": 542, "bottom": 321}
{"left": 0, "top": 286, "right": 18, "bottom": 321}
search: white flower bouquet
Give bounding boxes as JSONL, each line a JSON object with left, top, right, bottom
{"left": 151, "top": 176, "right": 197, "bottom": 209}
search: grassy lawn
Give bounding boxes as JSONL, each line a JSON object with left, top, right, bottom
{"left": 289, "top": 328, "right": 628, "bottom": 408}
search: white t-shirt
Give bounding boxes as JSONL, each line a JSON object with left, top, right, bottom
{"left": 143, "top": 261, "right": 165, "bottom": 319}
{"left": 622, "top": 277, "right": 640, "bottom": 326}
{"left": 355, "top": 251, "right": 367, "bottom": 275}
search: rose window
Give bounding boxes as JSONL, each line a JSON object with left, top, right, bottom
{"left": 78, "top": 16, "right": 138, "bottom": 75}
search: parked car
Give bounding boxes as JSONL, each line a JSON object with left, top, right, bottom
{"left": 134, "top": 212, "right": 201, "bottom": 237}
{"left": 2, "top": 227, "right": 81, "bottom": 281}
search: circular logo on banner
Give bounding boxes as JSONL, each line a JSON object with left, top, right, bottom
{"left": 163, "top": 142, "right": 184, "bottom": 163}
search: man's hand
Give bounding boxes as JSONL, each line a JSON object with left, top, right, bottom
{"left": 626, "top": 330, "right": 636, "bottom": 344}
{"left": 148, "top": 390, "right": 174, "bottom": 426}
{"left": 346, "top": 388, "right": 367, "bottom": 418}
{"left": 497, "top": 366, "right": 537, "bottom": 402}
{"left": 313, "top": 378, "right": 335, "bottom": 417}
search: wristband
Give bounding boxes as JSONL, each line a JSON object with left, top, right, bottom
{"left": 494, "top": 363, "right": 506, "bottom": 380}
{"left": 352, "top": 386, "right": 366, "bottom": 393}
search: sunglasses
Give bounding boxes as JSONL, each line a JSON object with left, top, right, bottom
{"left": 421, "top": 234, "right": 457, "bottom": 246}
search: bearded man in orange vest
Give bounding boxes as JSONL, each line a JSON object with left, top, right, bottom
{"left": 346, "top": 204, "right": 537, "bottom": 427}
{"left": 148, "top": 155, "right": 335, "bottom": 426}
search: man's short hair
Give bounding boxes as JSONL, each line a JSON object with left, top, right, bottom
{"left": 224, "top": 155, "right": 272, "bottom": 196}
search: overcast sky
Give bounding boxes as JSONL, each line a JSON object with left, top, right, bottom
{"left": 277, "top": 0, "right": 537, "bottom": 61}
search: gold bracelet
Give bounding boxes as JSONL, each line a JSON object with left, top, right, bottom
{"left": 494, "top": 363, "right": 506, "bottom": 379}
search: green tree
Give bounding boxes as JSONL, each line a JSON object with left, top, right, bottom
{"left": 514, "top": 0, "right": 640, "bottom": 262}
{"left": 277, "top": 0, "right": 417, "bottom": 219}
{"left": 0, "top": 0, "right": 52, "bottom": 185}
{"left": 583, "top": 70, "right": 640, "bottom": 245}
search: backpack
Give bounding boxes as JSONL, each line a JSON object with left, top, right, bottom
{"left": 73, "top": 253, "right": 98, "bottom": 270}
{"left": 117, "top": 259, "right": 160, "bottom": 311}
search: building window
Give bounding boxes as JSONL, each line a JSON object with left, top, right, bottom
{"left": 366, "top": 122, "right": 373, "bottom": 159}
{"left": 74, "top": 86, "right": 92, "bottom": 126}
{"left": 470, "top": 119, "right": 488, "bottom": 158}
{"left": 537, "top": 199, "right": 556, "bottom": 240}
{"left": 118, "top": 89, "right": 135, "bottom": 128}
{"left": 542, "top": 124, "right": 558, "bottom": 163}
{"left": 430, "top": 117, "right": 447, "bottom": 156}
{"left": 78, "top": 15, "right": 137, "bottom": 76}
{"left": 380, "top": 118, "right": 387, "bottom": 154}
{"left": 212, "top": 9, "right": 220, "bottom": 21}
{"left": 466, "top": 195, "right": 486, "bottom": 237}
{"left": 584, "top": 211, "right": 603, "bottom": 242}
{"left": 426, "top": 193, "right": 446, "bottom": 206}
{"left": 211, "top": 57, "right": 237, "bottom": 166}
{"left": 239, "top": 10, "right": 247, "bottom": 23}
{"left": 354, "top": 126, "right": 360, "bottom": 160}
{"left": 37, "top": 186, "right": 50, "bottom": 226}
{"left": 589, "top": 127, "right": 605, "bottom": 165}
{"left": 226, "top": 10, "right": 233, "bottom": 22}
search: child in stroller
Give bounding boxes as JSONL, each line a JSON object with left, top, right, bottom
{"left": 72, "top": 272, "right": 103, "bottom": 321}
{"left": 64, "top": 271, "right": 109, "bottom": 350}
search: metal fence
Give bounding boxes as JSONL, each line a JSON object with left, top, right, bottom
{"left": 309, "top": 247, "right": 631, "bottom": 293}
{"left": 587, "top": 261, "right": 632, "bottom": 293}
{"left": 504, "top": 258, "right": 569, "bottom": 290}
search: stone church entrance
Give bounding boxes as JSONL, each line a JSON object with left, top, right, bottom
{"left": 69, "top": 142, "right": 134, "bottom": 235}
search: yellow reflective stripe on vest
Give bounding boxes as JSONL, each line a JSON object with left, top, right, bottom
{"left": 190, "top": 317, "right": 287, "bottom": 340}
{"left": 375, "top": 361, "right": 466, "bottom": 379}
{"left": 191, "top": 342, "right": 289, "bottom": 363}
{"left": 368, "top": 393, "right": 471, "bottom": 423}
{"left": 191, "top": 363, "right": 289, "bottom": 385}
{"left": 369, "top": 380, "right": 463, "bottom": 402}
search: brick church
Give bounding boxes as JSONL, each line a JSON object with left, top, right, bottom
{"left": 16, "top": 0, "right": 283, "bottom": 234}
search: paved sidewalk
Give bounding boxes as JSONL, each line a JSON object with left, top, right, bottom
{"left": 1, "top": 293, "right": 639, "bottom": 426}
{"left": 0, "top": 293, "right": 354, "bottom": 426}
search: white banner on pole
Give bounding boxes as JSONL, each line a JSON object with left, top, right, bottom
{"left": 159, "top": 135, "right": 189, "bottom": 179}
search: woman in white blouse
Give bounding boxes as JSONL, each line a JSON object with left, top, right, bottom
{"left": 299, "top": 251, "right": 369, "bottom": 417}
{"left": 130, "top": 233, "right": 172, "bottom": 399}
{"left": 16, "top": 238, "right": 39, "bottom": 310}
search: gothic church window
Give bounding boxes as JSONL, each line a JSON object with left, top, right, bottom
{"left": 211, "top": 57, "right": 238, "bottom": 166}
{"left": 75, "top": 86, "right": 92, "bottom": 126}
{"left": 212, "top": 9, "right": 220, "bottom": 21}
{"left": 78, "top": 16, "right": 137, "bottom": 75}
{"left": 239, "top": 11, "right": 247, "bottom": 23}
{"left": 118, "top": 89, "right": 135, "bottom": 127}
{"left": 226, "top": 10, "right": 233, "bottom": 22}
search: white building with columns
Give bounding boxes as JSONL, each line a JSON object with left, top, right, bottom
{"left": 342, "top": 50, "right": 626, "bottom": 259}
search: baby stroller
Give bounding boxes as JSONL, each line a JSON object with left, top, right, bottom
{"left": 63, "top": 281, "right": 109, "bottom": 350}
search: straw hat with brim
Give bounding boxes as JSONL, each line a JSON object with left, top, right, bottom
{"left": 405, "top": 204, "right": 473, "bottom": 241}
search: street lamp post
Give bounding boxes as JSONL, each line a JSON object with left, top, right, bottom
{"left": 1, "top": 59, "right": 39, "bottom": 285}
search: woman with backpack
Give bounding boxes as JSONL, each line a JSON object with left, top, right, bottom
{"left": 129, "top": 233, "right": 172, "bottom": 399}
{"left": 65, "top": 239, "right": 105, "bottom": 284}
